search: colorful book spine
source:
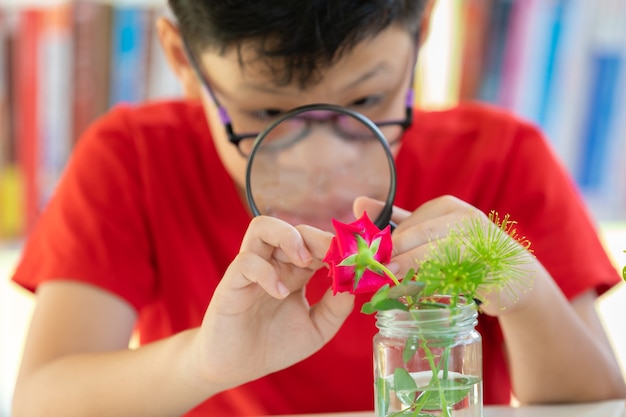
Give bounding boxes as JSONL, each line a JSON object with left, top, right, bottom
{"left": 576, "top": 0, "right": 626, "bottom": 194}
{"left": 539, "top": 0, "right": 594, "bottom": 176}
{"left": 108, "top": 5, "right": 150, "bottom": 106}
{"left": 0, "top": 9, "right": 24, "bottom": 238}
{"left": 13, "top": 8, "right": 43, "bottom": 235}
{"left": 145, "top": 5, "right": 182, "bottom": 101}
{"left": 477, "top": 0, "right": 515, "bottom": 104}
{"left": 72, "top": 0, "right": 113, "bottom": 144}
{"left": 457, "top": 0, "right": 491, "bottom": 101}
{"left": 38, "top": 4, "right": 74, "bottom": 207}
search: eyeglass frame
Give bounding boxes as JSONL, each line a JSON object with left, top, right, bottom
{"left": 182, "top": 34, "right": 418, "bottom": 157}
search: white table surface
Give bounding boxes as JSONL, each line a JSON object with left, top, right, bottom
{"left": 268, "top": 399, "right": 626, "bottom": 417}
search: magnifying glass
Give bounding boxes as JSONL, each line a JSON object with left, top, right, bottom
{"left": 245, "top": 103, "right": 397, "bottom": 232}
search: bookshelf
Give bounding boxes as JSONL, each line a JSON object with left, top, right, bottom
{"left": 1, "top": 0, "right": 625, "bottom": 244}
{"left": 0, "top": 0, "right": 182, "bottom": 240}
{"left": 1, "top": 0, "right": 625, "bottom": 242}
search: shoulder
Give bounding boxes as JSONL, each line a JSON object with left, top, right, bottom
{"left": 399, "top": 101, "right": 552, "bottom": 166}
{"left": 72, "top": 99, "right": 211, "bottom": 172}
{"left": 407, "top": 100, "right": 544, "bottom": 145}
{"left": 83, "top": 99, "right": 207, "bottom": 143}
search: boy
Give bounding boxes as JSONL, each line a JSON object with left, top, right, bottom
{"left": 11, "top": 1, "right": 626, "bottom": 416}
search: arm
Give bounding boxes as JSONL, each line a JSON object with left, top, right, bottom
{"left": 12, "top": 282, "right": 211, "bottom": 417}
{"left": 12, "top": 219, "right": 354, "bottom": 417}
{"left": 498, "top": 278, "right": 626, "bottom": 403}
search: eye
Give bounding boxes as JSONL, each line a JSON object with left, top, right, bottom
{"left": 350, "top": 95, "right": 383, "bottom": 108}
{"left": 251, "top": 108, "right": 284, "bottom": 120}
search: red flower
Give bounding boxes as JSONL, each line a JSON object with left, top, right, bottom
{"left": 323, "top": 213, "right": 394, "bottom": 294}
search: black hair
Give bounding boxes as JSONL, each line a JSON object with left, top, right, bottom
{"left": 168, "top": 0, "right": 428, "bottom": 87}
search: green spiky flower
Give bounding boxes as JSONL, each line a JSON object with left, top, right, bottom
{"left": 361, "top": 210, "right": 533, "bottom": 313}
{"left": 416, "top": 211, "right": 533, "bottom": 306}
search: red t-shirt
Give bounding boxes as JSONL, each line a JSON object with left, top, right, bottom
{"left": 12, "top": 100, "right": 621, "bottom": 415}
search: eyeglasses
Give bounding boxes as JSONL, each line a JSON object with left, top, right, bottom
{"left": 182, "top": 37, "right": 417, "bottom": 157}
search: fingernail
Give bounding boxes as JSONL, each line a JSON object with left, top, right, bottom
{"left": 277, "top": 281, "right": 290, "bottom": 298}
{"left": 299, "top": 246, "right": 312, "bottom": 263}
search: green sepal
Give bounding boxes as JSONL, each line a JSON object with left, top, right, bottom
{"left": 338, "top": 254, "right": 358, "bottom": 266}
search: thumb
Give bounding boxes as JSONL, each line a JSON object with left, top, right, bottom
{"left": 353, "top": 196, "right": 385, "bottom": 220}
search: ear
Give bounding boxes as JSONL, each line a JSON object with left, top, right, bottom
{"left": 155, "top": 17, "right": 202, "bottom": 99}
{"left": 418, "top": 0, "right": 437, "bottom": 47}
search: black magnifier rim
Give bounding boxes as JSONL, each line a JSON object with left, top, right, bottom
{"left": 245, "top": 103, "right": 397, "bottom": 230}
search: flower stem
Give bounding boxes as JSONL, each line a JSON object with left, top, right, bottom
{"left": 373, "top": 261, "right": 401, "bottom": 286}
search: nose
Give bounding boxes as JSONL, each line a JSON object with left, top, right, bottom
{"left": 301, "top": 110, "right": 337, "bottom": 122}
{"left": 278, "top": 123, "right": 361, "bottom": 171}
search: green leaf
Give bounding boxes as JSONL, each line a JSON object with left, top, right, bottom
{"left": 393, "top": 368, "right": 418, "bottom": 406}
{"left": 389, "top": 281, "right": 425, "bottom": 298}
{"left": 360, "top": 302, "right": 377, "bottom": 315}
{"left": 402, "top": 268, "right": 416, "bottom": 282}
{"left": 361, "top": 298, "right": 409, "bottom": 314}
{"left": 414, "top": 390, "right": 442, "bottom": 411}
{"left": 391, "top": 410, "right": 435, "bottom": 417}
{"left": 371, "top": 284, "right": 391, "bottom": 302}
{"left": 403, "top": 335, "right": 419, "bottom": 364}
{"left": 415, "top": 378, "right": 472, "bottom": 410}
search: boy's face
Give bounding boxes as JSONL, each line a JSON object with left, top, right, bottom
{"left": 166, "top": 23, "right": 415, "bottom": 227}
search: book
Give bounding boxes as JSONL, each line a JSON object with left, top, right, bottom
{"left": 575, "top": 0, "right": 626, "bottom": 218}
{"left": 0, "top": 8, "right": 24, "bottom": 238}
{"left": 38, "top": 3, "right": 74, "bottom": 206}
{"left": 71, "top": 0, "right": 113, "bottom": 145}
{"left": 457, "top": 0, "right": 491, "bottom": 101}
{"left": 576, "top": 0, "right": 626, "bottom": 191}
{"left": 540, "top": 0, "right": 595, "bottom": 176}
{"left": 0, "top": 9, "right": 9, "bottom": 170}
{"left": 13, "top": 8, "right": 44, "bottom": 235}
{"left": 144, "top": 5, "right": 182, "bottom": 101}
{"left": 108, "top": 5, "right": 150, "bottom": 106}
{"left": 500, "top": 0, "right": 551, "bottom": 120}
{"left": 477, "top": 0, "right": 515, "bottom": 104}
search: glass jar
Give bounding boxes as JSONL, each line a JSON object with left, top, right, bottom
{"left": 373, "top": 296, "right": 482, "bottom": 417}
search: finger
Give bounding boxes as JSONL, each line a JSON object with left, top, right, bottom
{"left": 240, "top": 216, "right": 313, "bottom": 267}
{"left": 295, "top": 225, "right": 334, "bottom": 261}
{"left": 309, "top": 289, "right": 355, "bottom": 342}
{"left": 222, "top": 252, "right": 291, "bottom": 301}
{"left": 394, "top": 195, "right": 476, "bottom": 233}
{"left": 352, "top": 196, "right": 412, "bottom": 226}
{"left": 390, "top": 212, "right": 466, "bottom": 272}
{"left": 269, "top": 225, "right": 332, "bottom": 270}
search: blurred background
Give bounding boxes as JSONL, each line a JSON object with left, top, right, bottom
{"left": 1, "top": 0, "right": 625, "bottom": 415}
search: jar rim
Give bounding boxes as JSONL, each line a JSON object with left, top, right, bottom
{"left": 375, "top": 295, "right": 478, "bottom": 330}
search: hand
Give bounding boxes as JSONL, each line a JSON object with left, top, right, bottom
{"left": 353, "top": 195, "right": 538, "bottom": 316}
{"left": 192, "top": 216, "right": 355, "bottom": 390}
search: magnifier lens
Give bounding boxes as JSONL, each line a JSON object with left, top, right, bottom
{"left": 246, "top": 105, "right": 396, "bottom": 232}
